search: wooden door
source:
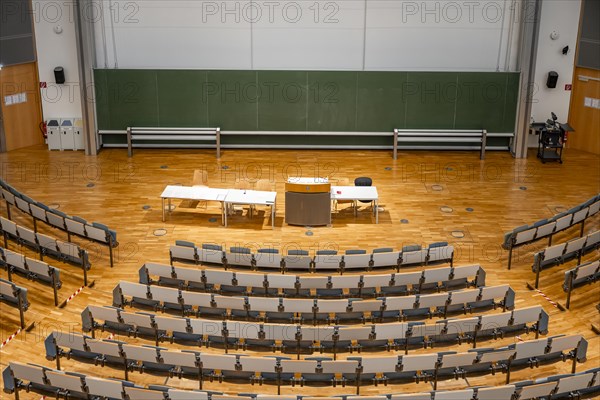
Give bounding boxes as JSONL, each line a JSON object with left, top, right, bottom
{"left": 0, "top": 62, "right": 44, "bottom": 151}
{"left": 567, "top": 67, "right": 600, "bottom": 155}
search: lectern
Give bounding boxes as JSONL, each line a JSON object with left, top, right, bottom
{"left": 285, "top": 178, "right": 331, "bottom": 226}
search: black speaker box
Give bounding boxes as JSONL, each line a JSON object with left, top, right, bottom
{"left": 54, "top": 67, "right": 65, "bottom": 84}
{"left": 547, "top": 71, "right": 559, "bottom": 88}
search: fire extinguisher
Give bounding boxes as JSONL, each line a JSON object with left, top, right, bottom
{"left": 39, "top": 121, "right": 47, "bottom": 139}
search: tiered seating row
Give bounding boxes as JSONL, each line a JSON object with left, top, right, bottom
{"left": 563, "top": 259, "right": 600, "bottom": 309}
{"left": 0, "top": 247, "right": 62, "bottom": 306}
{"left": 139, "top": 263, "right": 486, "bottom": 298}
{"left": 532, "top": 230, "right": 600, "bottom": 288}
{"left": 0, "top": 217, "right": 91, "bottom": 286}
{"left": 3, "top": 362, "right": 599, "bottom": 400}
{"left": 0, "top": 278, "right": 29, "bottom": 329}
{"left": 170, "top": 241, "right": 454, "bottom": 273}
{"left": 0, "top": 179, "right": 118, "bottom": 267}
{"left": 113, "top": 281, "right": 515, "bottom": 323}
{"left": 82, "top": 305, "right": 549, "bottom": 354}
{"left": 44, "top": 331, "right": 587, "bottom": 392}
{"left": 502, "top": 193, "right": 600, "bottom": 269}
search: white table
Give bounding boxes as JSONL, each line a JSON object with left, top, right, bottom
{"left": 287, "top": 177, "right": 329, "bottom": 184}
{"left": 223, "top": 189, "right": 277, "bottom": 229}
{"left": 160, "top": 185, "right": 228, "bottom": 223}
{"left": 161, "top": 185, "right": 277, "bottom": 228}
{"left": 330, "top": 186, "right": 379, "bottom": 223}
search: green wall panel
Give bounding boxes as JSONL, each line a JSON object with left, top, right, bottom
{"left": 95, "top": 69, "right": 520, "bottom": 146}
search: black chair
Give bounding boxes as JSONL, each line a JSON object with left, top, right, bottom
{"left": 354, "top": 177, "right": 373, "bottom": 207}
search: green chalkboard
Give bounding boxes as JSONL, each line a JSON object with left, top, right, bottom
{"left": 94, "top": 69, "right": 520, "bottom": 146}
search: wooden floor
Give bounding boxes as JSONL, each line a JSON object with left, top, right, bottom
{"left": 0, "top": 144, "right": 599, "bottom": 399}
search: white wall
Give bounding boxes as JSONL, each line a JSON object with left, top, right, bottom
{"left": 32, "top": 0, "right": 82, "bottom": 120}
{"left": 529, "top": 0, "right": 581, "bottom": 147}
{"left": 92, "top": 0, "right": 523, "bottom": 71}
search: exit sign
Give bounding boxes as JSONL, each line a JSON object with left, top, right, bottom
{"left": 565, "top": 84, "right": 572, "bottom": 90}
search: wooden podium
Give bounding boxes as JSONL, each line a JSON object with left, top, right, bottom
{"left": 285, "top": 178, "right": 331, "bottom": 226}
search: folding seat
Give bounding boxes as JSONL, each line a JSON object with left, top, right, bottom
{"left": 5, "top": 249, "right": 27, "bottom": 274}
{"left": 547, "top": 335, "right": 585, "bottom": 357}
{"left": 36, "top": 233, "right": 59, "bottom": 257}
{"left": 434, "top": 389, "right": 474, "bottom": 400}
{"left": 416, "top": 292, "right": 449, "bottom": 315}
{"left": 44, "top": 370, "right": 86, "bottom": 396}
{"left": 321, "top": 359, "right": 359, "bottom": 382}
{"left": 122, "top": 343, "right": 167, "bottom": 372}
{"left": 140, "top": 262, "right": 177, "bottom": 286}
{"left": 400, "top": 244, "right": 428, "bottom": 266}
{"left": 438, "top": 352, "right": 477, "bottom": 375}
{"left": 56, "top": 240, "right": 83, "bottom": 265}
{"left": 297, "top": 276, "right": 328, "bottom": 297}
{"left": 451, "top": 265, "right": 485, "bottom": 288}
{"left": 29, "top": 203, "right": 49, "bottom": 224}
{"left": 513, "top": 227, "right": 537, "bottom": 246}
{"left": 1, "top": 189, "right": 16, "bottom": 207}
{"left": 390, "top": 394, "right": 431, "bottom": 400}
{"left": 199, "top": 353, "right": 238, "bottom": 379}
{"left": 149, "top": 285, "right": 182, "bottom": 310}
{"left": 198, "top": 243, "right": 224, "bottom": 265}
{"left": 189, "top": 319, "right": 223, "bottom": 343}
{"left": 410, "top": 322, "right": 447, "bottom": 345}
{"left": 235, "top": 272, "right": 267, "bottom": 295}
{"left": 584, "top": 230, "right": 600, "bottom": 252}
{"left": 180, "top": 292, "right": 215, "bottom": 316}
{"left": 588, "top": 199, "right": 600, "bottom": 216}
{"left": 120, "top": 311, "right": 157, "bottom": 337}
{"left": 380, "top": 296, "right": 417, "bottom": 319}
{"left": 553, "top": 372, "right": 596, "bottom": 397}
{"left": 9, "top": 363, "right": 46, "bottom": 386}
{"left": 564, "top": 236, "right": 587, "bottom": 259}
{"left": 83, "top": 305, "right": 122, "bottom": 332}
{"left": 50, "top": 331, "right": 88, "bottom": 358}
{"left": 442, "top": 316, "right": 479, "bottom": 342}
{"left": 14, "top": 196, "right": 31, "bottom": 215}
{"left": 86, "top": 224, "right": 111, "bottom": 244}
{"left": 168, "top": 389, "right": 209, "bottom": 400}
{"left": 513, "top": 339, "right": 548, "bottom": 367}
{"left": 202, "top": 269, "right": 234, "bottom": 291}
{"left": 516, "top": 381, "right": 557, "bottom": 399}
{"left": 0, "top": 217, "right": 18, "bottom": 238}
{"left": 511, "top": 306, "right": 543, "bottom": 329}
{"left": 300, "top": 325, "right": 335, "bottom": 345}
{"left": 371, "top": 248, "right": 400, "bottom": 269}
{"left": 154, "top": 314, "right": 190, "bottom": 341}
{"left": 571, "top": 207, "right": 589, "bottom": 225}
{"left": 427, "top": 242, "right": 454, "bottom": 264}
{"left": 266, "top": 273, "right": 296, "bottom": 296}
{"left": 475, "top": 385, "right": 516, "bottom": 400}
{"left": 337, "top": 325, "right": 373, "bottom": 350}
{"left": 420, "top": 267, "right": 452, "bottom": 292}
{"left": 238, "top": 355, "right": 279, "bottom": 380}
{"left": 16, "top": 225, "right": 36, "bottom": 247}
{"left": 534, "top": 221, "right": 556, "bottom": 239}
{"left": 477, "top": 348, "right": 516, "bottom": 365}
{"left": 313, "top": 250, "right": 342, "bottom": 271}
{"left": 161, "top": 349, "right": 199, "bottom": 376}
{"left": 477, "top": 285, "right": 513, "bottom": 310}
{"left": 362, "top": 273, "right": 399, "bottom": 296}
{"left": 343, "top": 250, "right": 371, "bottom": 270}
{"left": 118, "top": 281, "right": 152, "bottom": 307}
{"left": 213, "top": 295, "right": 246, "bottom": 318}
{"left": 478, "top": 313, "right": 512, "bottom": 338}
{"left": 386, "top": 271, "right": 422, "bottom": 295}
{"left": 261, "top": 322, "right": 297, "bottom": 343}
{"left": 373, "top": 322, "right": 406, "bottom": 341}
{"left": 46, "top": 210, "right": 67, "bottom": 231}
{"left": 444, "top": 289, "right": 480, "bottom": 315}
{"left": 400, "top": 353, "right": 437, "bottom": 376}
{"left": 124, "top": 386, "right": 166, "bottom": 400}
{"left": 280, "top": 359, "right": 318, "bottom": 381}
{"left": 329, "top": 275, "right": 361, "bottom": 295}
{"left": 279, "top": 298, "right": 314, "bottom": 322}
{"left": 247, "top": 296, "right": 280, "bottom": 319}
{"left": 65, "top": 218, "right": 87, "bottom": 238}
{"left": 225, "top": 247, "right": 254, "bottom": 268}
{"left": 283, "top": 250, "right": 312, "bottom": 270}
{"left": 254, "top": 248, "right": 282, "bottom": 269}
{"left": 358, "top": 356, "right": 399, "bottom": 381}
{"left": 553, "top": 213, "right": 573, "bottom": 232}
{"left": 535, "top": 243, "right": 566, "bottom": 269}
{"left": 86, "top": 338, "right": 123, "bottom": 365}
{"left": 171, "top": 243, "right": 198, "bottom": 264}
{"left": 316, "top": 299, "right": 351, "bottom": 322}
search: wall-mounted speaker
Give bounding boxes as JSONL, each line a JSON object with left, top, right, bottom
{"left": 547, "top": 71, "right": 559, "bottom": 88}
{"left": 54, "top": 67, "right": 65, "bottom": 84}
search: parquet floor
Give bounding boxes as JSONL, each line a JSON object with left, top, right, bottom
{"left": 0, "top": 145, "right": 599, "bottom": 399}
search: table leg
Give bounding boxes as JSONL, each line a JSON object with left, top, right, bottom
{"left": 168, "top": 198, "right": 172, "bottom": 215}
{"left": 223, "top": 202, "right": 227, "bottom": 227}
{"left": 354, "top": 200, "right": 358, "bottom": 217}
{"left": 162, "top": 198, "right": 165, "bottom": 222}
{"left": 272, "top": 204, "right": 275, "bottom": 229}
{"left": 376, "top": 200, "right": 379, "bottom": 224}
